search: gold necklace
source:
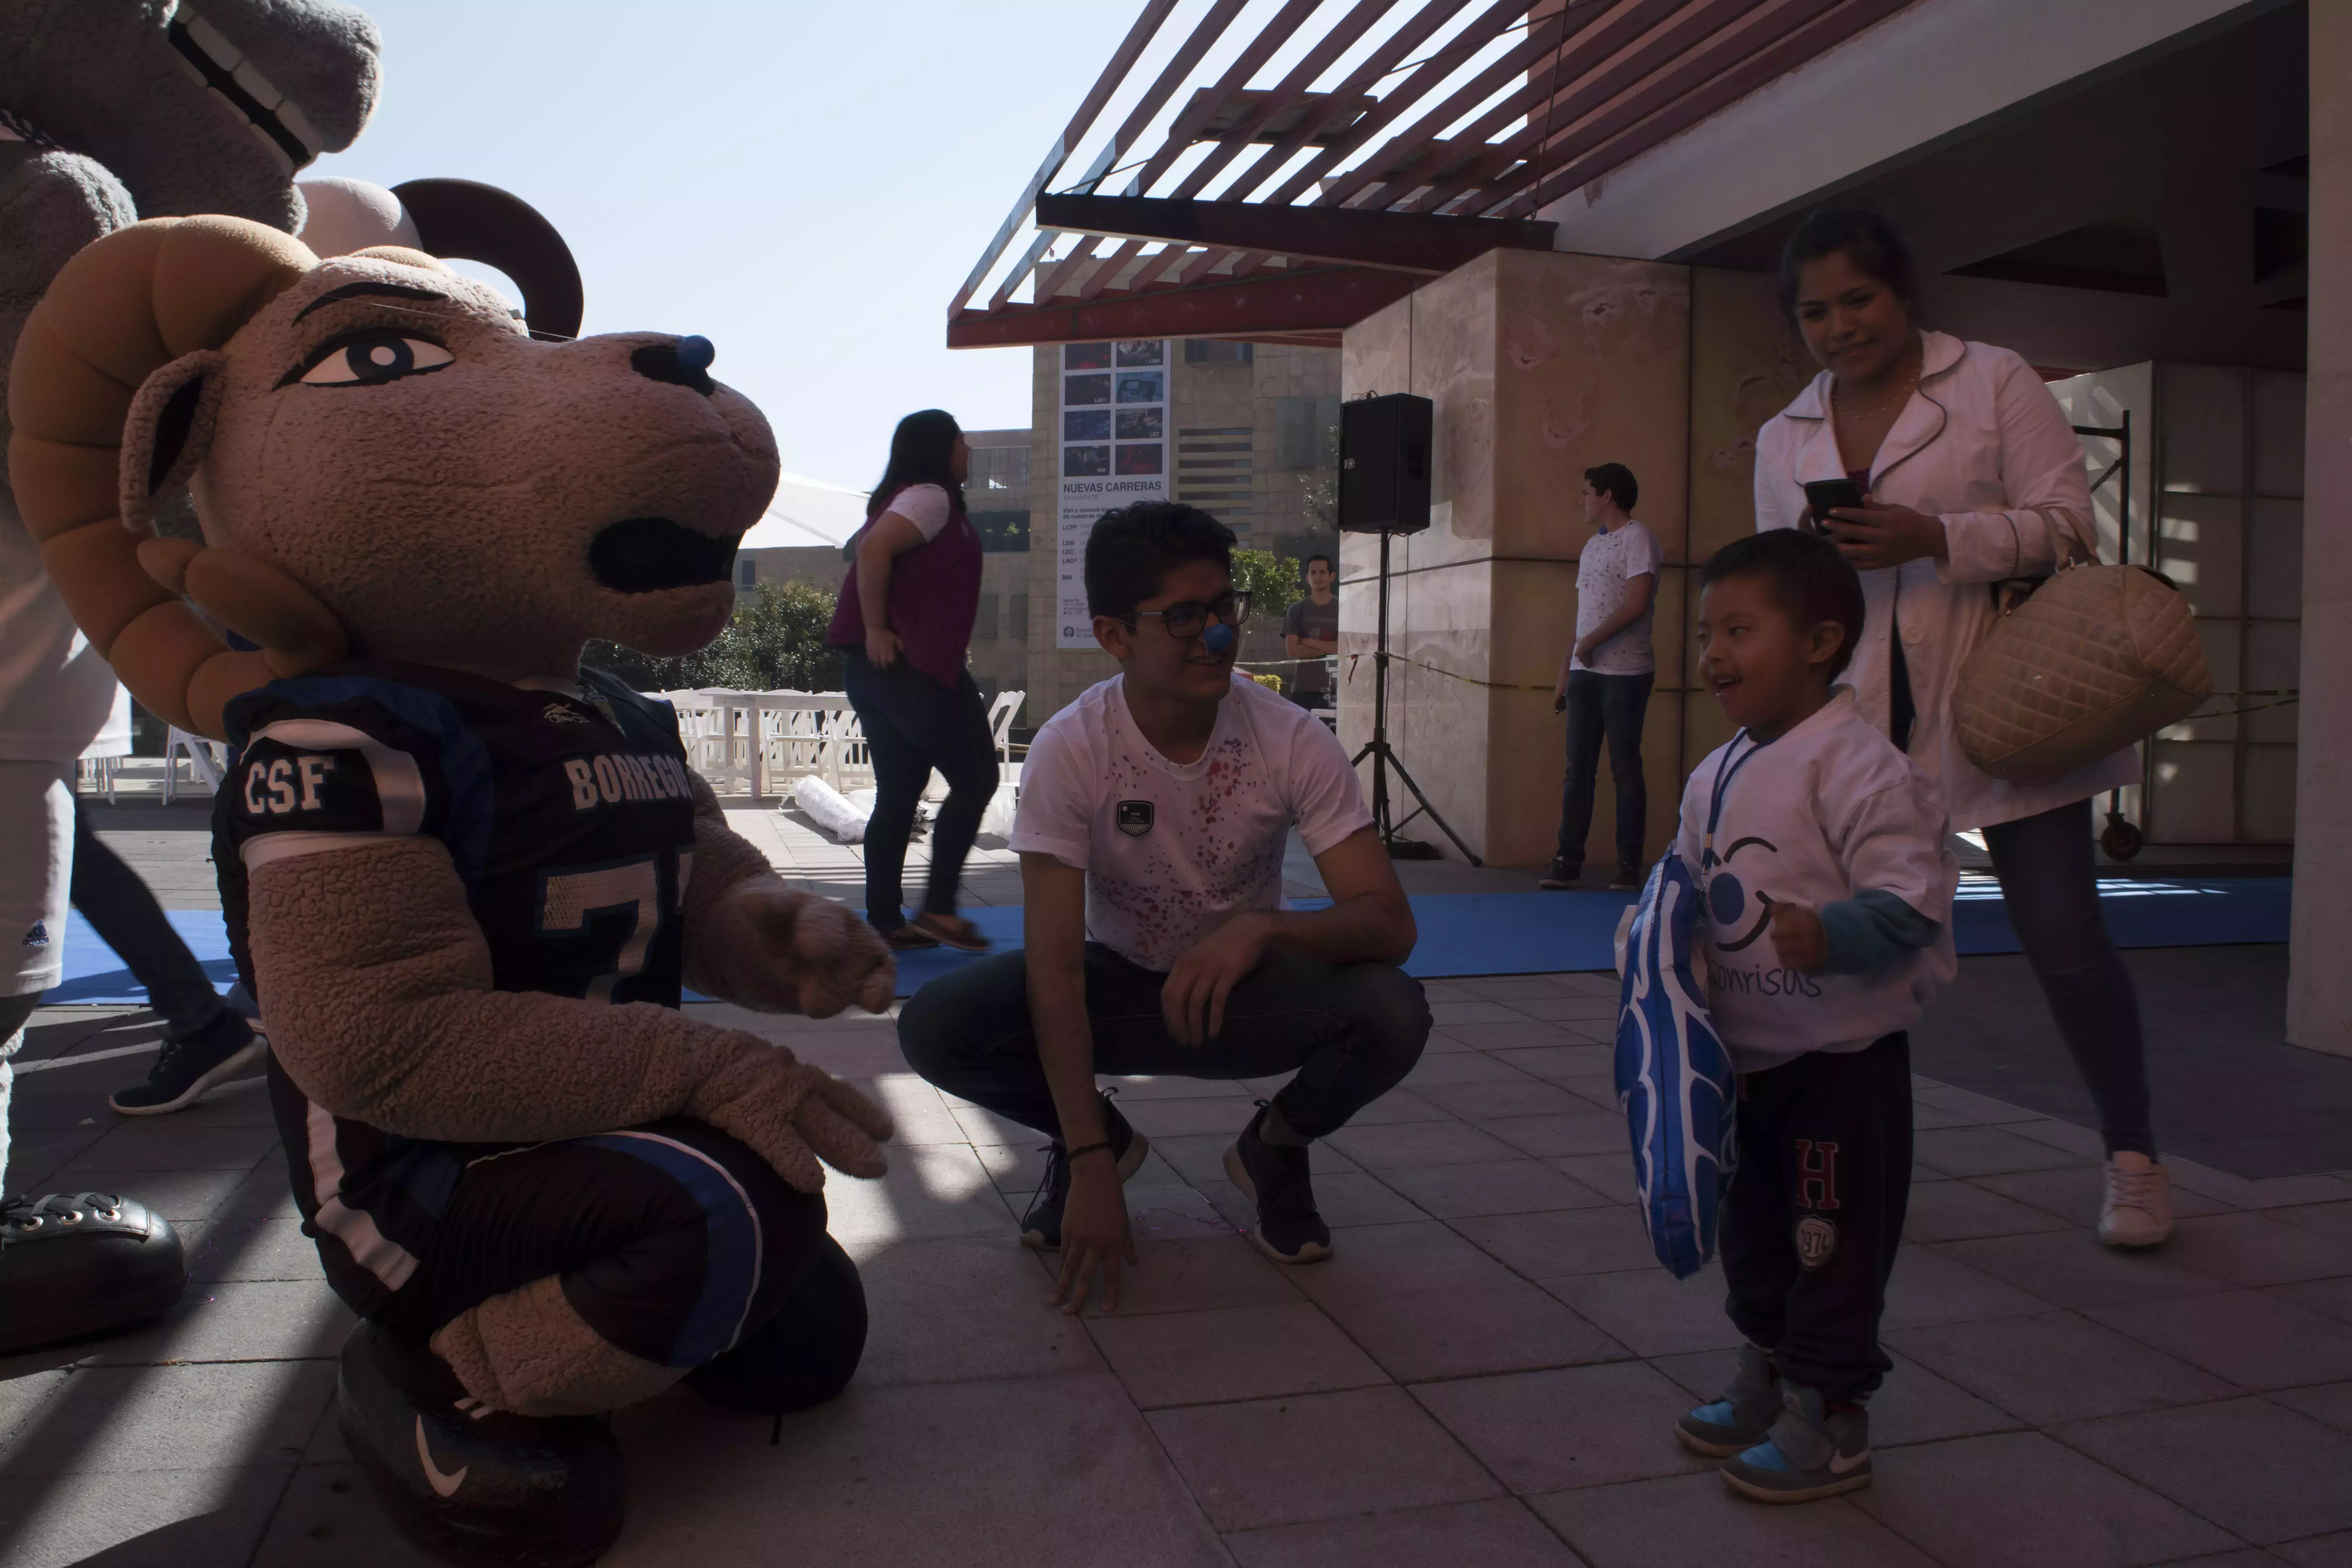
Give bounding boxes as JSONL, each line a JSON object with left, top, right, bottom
{"left": 1835, "top": 351, "right": 1922, "bottom": 423}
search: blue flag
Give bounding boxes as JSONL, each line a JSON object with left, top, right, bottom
{"left": 1614, "top": 855, "right": 1738, "bottom": 1279}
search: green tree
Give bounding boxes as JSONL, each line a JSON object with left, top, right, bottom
{"left": 1230, "top": 547, "right": 1303, "bottom": 625}
{"left": 585, "top": 578, "right": 846, "bottom": 692}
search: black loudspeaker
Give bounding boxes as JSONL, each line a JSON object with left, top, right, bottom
{"left": 1338, "top": 393, "right": 1433, "bottom": 534}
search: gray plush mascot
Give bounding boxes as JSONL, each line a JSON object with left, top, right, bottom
{"left": 0, "top": 0, "right": 383, "bottom": 1354}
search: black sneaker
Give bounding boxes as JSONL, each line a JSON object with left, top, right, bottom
{"left": 336, "top": 1320, "right": 624, "bottom": 1568}
{"left": 1020, "top": 1089, "right": 1150, "bottom": 1251}
{"left": 110, "top": 1013, "right": 267, "bottom": 1116}
{"left": 1537, "top": 856, "right": 1582, "bottom": 890}
{"left": 1609, "top": 863, "right": 1644, "bottom": 892}
{"left": 0, "top": 1191, "right": 187, "bottom": 1354}
{"left": 1222, "top": 1103, "right": 1333, "bottom": 1264}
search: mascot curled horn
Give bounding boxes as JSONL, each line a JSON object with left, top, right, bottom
{"left": 12, "top": 216, "right": 901, "bottom": 1564}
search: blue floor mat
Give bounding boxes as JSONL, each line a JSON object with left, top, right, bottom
{"left": 48, "top": 878, "right": 2291, "bottom": 1005}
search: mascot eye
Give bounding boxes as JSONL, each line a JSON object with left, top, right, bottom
{"left": 298, "top": 332, "right": 454, "bottom": 386}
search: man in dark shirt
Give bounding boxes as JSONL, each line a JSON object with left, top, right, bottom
{"left": 1283, "top": 553, "right": 1339, "bottom": 710}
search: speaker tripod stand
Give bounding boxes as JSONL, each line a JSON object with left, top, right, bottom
{"left": 1349, "top": 529, "right": 1482, "bottom": 866}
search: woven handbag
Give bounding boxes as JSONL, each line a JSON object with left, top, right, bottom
{"left": 1952, "top": 510, "right": 2212, "bottom": 785}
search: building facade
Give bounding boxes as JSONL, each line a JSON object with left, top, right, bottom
{"left": 1018, "top": 340, "right": 1343, "bottom": 726}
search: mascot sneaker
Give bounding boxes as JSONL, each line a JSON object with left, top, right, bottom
{"left": 338, "top": 1321, "right": 624, "bottom": 1568}
{"left": 110, "top": 1014, "right": 267, "bottom": 1115}
{"left": 2098, "top": 1152, "right": 2174, "bottom": 1248}
{"left": 0, "top": 1192, "right": 187, "bottom": 1354}
{"left": 1222, "top": 1104, "right": 1333, "bottom": 1265}
{"left": 1721, "top": 1380, "right": 1871, "bottom": 1503}
{"left": 1675, "top": 1342, "right": 1780, "bottom": 1456}
{"left": 1021, "top": 1091, "right": 1148, "bottom": 1250}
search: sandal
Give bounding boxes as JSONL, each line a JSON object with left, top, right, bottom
{"left": 909, "top": 911, "right": 991, "bottom": 952}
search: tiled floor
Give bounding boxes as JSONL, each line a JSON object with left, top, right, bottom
{"left": 8, "top": 968, "right": 2352, "bottom": 1567}
{"left": 14, "top": 797, "right": 2350, "bottom": 1564}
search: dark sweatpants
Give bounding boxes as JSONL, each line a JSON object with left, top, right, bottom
{"left": 377, "top": 1119, "right": 866, "bottom": 1414}
{"left": 1719, "top": 1033, "right": 1913, "bottom": 1406}
{"left": 71, "top": 801, "right": 238, "bottom": 1042}
{"left": 897, "top": 944, "right": 1430, "bottom": 1143}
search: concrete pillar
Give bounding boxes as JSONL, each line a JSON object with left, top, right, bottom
{"left": 2290, "top": 2, "right": 2352, "bottom": 1056}
{"left": 1336, "top": 249, "right": 1690, "bottom": 867}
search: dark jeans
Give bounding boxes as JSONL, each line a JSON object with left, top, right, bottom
{"left": 897, "top": 944, "right": 1430, "bottom": 1143}
{"left": 71, "top": 800, "right": 236, "bottom": 1041}
{"left": 1982, "top": 797, "right": 2154, "bottom": 1158}
{"left": 1721, "top": 1033, "right": 1913, "bottom": 1405}
{"left": 841, "top": 653, "right": 997, "bottom": 931}
{"left": 379, "top": 1119, "right": 864, "bottom": 1413}
{"left": 1556, "top": 670, "right": 1653, "bottom": 873}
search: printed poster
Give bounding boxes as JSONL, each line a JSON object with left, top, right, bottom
{"left": 1058, "top": 339, "right": 1170, "bottom": 648}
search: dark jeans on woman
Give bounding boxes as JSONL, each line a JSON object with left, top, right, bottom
{"left": 377, "top": 1119, "right": 866, "bottom": 1413}
{"left": 71, "top": 801, "right": 240, "bottom": 1043}
{"left": 898, "top": 944, "right": 1430, "bottom": 1144}
{"left": 1556, "top": 670, "right": 1653, "bottom": 874}
{"left": 1981, "top": 797, "right": 2154, "bottom": 1158}
{"left": 841, "top": 652, "right": 998, "bottom": 932}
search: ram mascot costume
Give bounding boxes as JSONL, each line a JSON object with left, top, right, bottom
{"left": 7, "top": 19, "right": 902, "bottom": 1564}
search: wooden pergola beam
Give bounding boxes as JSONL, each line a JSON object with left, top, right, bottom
{"left": 946, "top": 265, "right": 1420, "bottom": 349}
{"left": 1032, "top": 194, "right": 1556, "bottom": 277}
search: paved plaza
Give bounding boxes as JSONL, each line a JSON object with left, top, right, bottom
{"left": 4, "top": 798, "right": 2350, "bottom": 1566}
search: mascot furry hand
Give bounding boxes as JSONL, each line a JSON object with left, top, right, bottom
{"left": 10, "top": 216, "right": 897, "bottom": 1562}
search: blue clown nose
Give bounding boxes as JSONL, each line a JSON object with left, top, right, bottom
{"left": 675, "top": 336, "right": 716, "bottom": 374}
{"left": 1202, "top": 622, "right": 1236, "bottom": 654}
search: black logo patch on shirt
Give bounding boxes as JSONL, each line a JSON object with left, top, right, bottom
{"left": 1115, "top": 800, "right": 1155, "bottom": 837}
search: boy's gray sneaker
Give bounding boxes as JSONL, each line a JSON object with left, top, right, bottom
{"left": 1722, "top": 1379, "right": 1871, "bottom": 1503}
{"left": 1675, "top": 1342, "right": 1780, "bottom": 1456}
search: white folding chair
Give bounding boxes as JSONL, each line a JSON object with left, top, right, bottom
{"left": 162, "top": 727, "right": 228, "bottom": 804}
{"left": 987, "top": 689, "right": 1026, "bottom": 789}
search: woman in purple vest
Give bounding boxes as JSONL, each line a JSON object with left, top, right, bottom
{"left": 828, "top": 410, "right": 996, "bottom": 951}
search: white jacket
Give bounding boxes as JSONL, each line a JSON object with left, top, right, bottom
{"left": 1753, "top": 330, "right": 2136, "bottom": 830}
{"left": 1676, "top": 689, "right": 1958, "bottom": 1071}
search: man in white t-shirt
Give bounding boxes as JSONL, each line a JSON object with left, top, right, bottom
{"left": 899, "top": 503, "right": 1428, "bottom": 1304}
{"left": 1543, "top": 462, "right": 1662, "bottom": 892}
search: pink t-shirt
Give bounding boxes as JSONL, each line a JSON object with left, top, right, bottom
{"left": 1012, "top": 673, "right": 1372, "bottom": 972}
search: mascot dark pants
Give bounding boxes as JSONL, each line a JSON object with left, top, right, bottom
{"left": 374, "top": 1121, "right": 867, "bottom": 1416}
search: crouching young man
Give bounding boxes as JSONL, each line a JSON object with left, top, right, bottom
{"left": 898, "top": 503, "right": 1429, "bottom": 1306}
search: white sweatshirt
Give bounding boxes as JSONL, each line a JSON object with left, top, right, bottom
{"left": 1674, "top": 688, "right": 1958, "bottom": 1072}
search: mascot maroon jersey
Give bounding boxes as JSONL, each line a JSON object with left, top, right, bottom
{"left": 214, "top": 661, "right": 698, "bottom": 1312}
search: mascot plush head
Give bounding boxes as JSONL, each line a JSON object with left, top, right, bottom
{"left": 8, "top": 216, "right": 777, "bottom": 736}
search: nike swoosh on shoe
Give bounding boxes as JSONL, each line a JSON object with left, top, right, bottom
{"left": 416, "top": 1415, "right": 468, "bottom": 1497}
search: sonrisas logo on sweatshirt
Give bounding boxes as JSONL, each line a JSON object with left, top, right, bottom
{"left": 1708, "top": 960, "right": 1824, "bottom": 999}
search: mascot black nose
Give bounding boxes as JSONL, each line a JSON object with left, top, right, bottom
{"left": 631, "top": 336, "right": 717, "bottom": 396}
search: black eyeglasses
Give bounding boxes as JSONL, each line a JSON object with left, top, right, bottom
{"left": 1128, "top": 591, "right": 1251, "bottom": 639}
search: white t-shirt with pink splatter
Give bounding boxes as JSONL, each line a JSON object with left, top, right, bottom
{"left": 1011, "top": 672, "right": 1374, "bottom": 973}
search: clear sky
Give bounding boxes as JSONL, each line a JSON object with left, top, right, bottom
{"left": 308, "top": 1, "right": 1138, "bottom": 490}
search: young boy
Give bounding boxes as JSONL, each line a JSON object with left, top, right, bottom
{"left": 898, "top": 503, "right": 1428, "bottom": 1310}
{"left": 1671, "top": 530, "right": 1957, "bottom": 1503}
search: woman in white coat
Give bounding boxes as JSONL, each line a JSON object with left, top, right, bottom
{"left": 1753, "top": 210, "right": 2171, "bottom": 1249}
